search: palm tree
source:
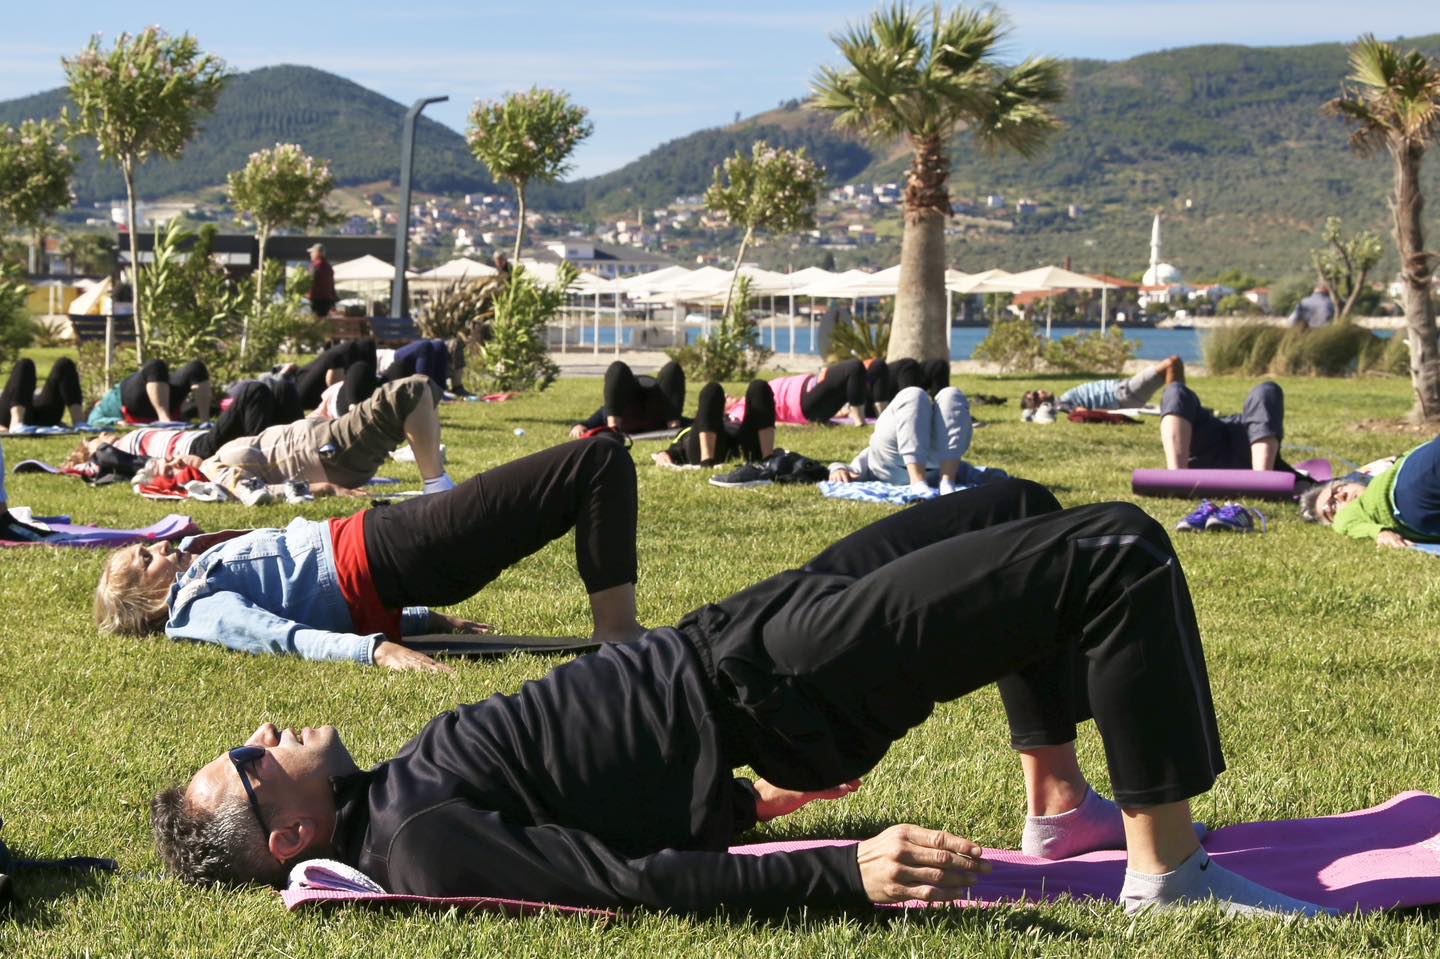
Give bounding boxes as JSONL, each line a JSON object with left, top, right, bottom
{"left": 1328, "top": 35, "right": 1440, "bottom": 421}
{"left": 812, "top": 4, "right": 1064, "bottom": 362}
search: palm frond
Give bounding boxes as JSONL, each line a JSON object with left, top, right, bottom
{"left": 1347, "top": 34, "right": 1399, "bottom": 92}
{"left": 1329, "top": 34, "right": 1440, "bottom": 154}
{"left": 973, "top": 56, "right": 1065, "bottom": 157}
{"left": 810, "top": 2, "right": 1066, "bottom": 158}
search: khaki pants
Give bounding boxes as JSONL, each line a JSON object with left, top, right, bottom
{"left": 316, "top": 374, "right": 433, "bottom": 487}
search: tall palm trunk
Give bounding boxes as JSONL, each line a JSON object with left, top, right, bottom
{"left": 1393, "top": 141, "right": 1440, "bottom": 421}
{"left": 122, "top": 159, "right": 145, "bottom": 363}
{"left": 888, "top": 133, "right": 950, "bottom": 363}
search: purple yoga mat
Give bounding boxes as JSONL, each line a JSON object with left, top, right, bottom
{"left": 733, "top": 791, "right": 1440, "bottom": 913}
{"left": 281, "top": 792, "right": 1440, "bottom": 918}
{"left": 1132, "top": 468, "right": 1298, "bottom": 499}
{"left": 0, "top": 513, "right": 199, "bottom": 548}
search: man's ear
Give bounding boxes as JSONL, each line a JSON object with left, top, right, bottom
{"left": 268, "top": 816, "right": 324, "bottom": 865}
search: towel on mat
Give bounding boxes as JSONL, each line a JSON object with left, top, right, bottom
{"left": 280, "top": 792, "right": 1440, "bottom": 918}
{"left": 0, "top": 511, "right": 198, "bottom": 548}
{"left": 819, "top": 465, "right": 1009, "bottom": 506}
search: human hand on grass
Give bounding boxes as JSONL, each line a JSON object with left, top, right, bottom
{"left": 856, "top": 824, "right": 991, "bottom": 903}
{"left": 1377, "top": 530, "right": 1414, "bottom": 550}
{"left": 428, "top": 611, "right": 493, "bottom": 634}
{"left": 374, "top": 640, "right": 453, "bottom": 673}
{"left": 752, "top": 778, "right": 860, "bottom": 822}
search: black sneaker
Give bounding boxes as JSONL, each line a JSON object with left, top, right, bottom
{"left": 709, "top": 460, "right": 774, "bottom": 489}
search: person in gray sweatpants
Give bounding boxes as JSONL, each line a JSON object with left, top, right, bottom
{"left": 828, "top": 386, "right": 975, "bottom": 493}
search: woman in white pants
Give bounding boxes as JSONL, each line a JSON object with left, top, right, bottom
{"left": 828, "top": 386, "right": 974, "bottom": 495}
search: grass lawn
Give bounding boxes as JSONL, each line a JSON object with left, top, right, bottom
{"left": 2, "top": 365, "right": 1438, "bottom": 957}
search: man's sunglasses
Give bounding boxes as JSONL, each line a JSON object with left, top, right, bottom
{"left": 228, "top": 746, "right": 270, "bottom": 836}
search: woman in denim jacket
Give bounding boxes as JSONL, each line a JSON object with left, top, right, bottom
{"left": 93, "top": 437, "right": 643, "bottom": 671}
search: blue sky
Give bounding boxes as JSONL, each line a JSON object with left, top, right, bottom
{"left": 3, "top": 1, "right": 1435, "bottom": 178}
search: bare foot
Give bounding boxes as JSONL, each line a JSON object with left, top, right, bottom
{"left": 651, "top": 450, "right": 674, "bottom": 467}
{"left": 1164, "top": 356, "right": 1185, "bottom": 386}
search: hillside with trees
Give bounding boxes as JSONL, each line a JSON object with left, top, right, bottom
{"left": 0, "top": 65, "right": 495, "bottom": 202}
{"left": 2, "top": 35, "right": 1437, "bottom": 277}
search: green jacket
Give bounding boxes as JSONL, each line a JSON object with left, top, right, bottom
{"left": 1333, "top": 444, "right": 1435, "bottom": 542}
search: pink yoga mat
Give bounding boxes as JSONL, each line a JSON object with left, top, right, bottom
{"left": 736, "top": 791, "right": 1440, "bottom": 913}
{"left": 283, "top": 792, "right": 1440, "bottom": 917}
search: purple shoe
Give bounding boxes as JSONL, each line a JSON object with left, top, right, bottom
{"left": 1205, "top": 503, "right": 1267, "bottom": 533}
{"left": 1175, "top": 500, "right": 1219, "bottom": 533}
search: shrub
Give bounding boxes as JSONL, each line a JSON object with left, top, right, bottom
{"left": 473, "top": 263, "right": 567, "bottom": 392}
{"left": 1044, "top": 327, "right": 1138, "bottom": 374}
{"left": 1203, "top": 322, "right": 1279, "bottom": 374}
{"left": 1204, "top": 320, "right": 1402, "bottom": 377}
{"left": 1377, "top": 332, "right": 1410, "bottom": 376}
{"left": 825, "top": 306, "right": 889, "bottom": 362}
{"left": 972, "top": 317, "right": 1045, "bottom": 372}
{"left": 1272, "top": 323, "right": 1380, "bottom": 376}
{"left": 0, "top": 262, "right": 35, "bottom": 367}
{"left": 417, "top": 277, "right": 500, "bottom": 341}
{"left": 140, "top": 220, "right": 319, "bottom": 384}
{"left": 667, "top": 276, "right": 773, "bottom": 381}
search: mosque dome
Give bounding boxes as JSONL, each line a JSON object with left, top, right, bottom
{"left": 1143, "top": 262, "right": 1182, "bottom": 286}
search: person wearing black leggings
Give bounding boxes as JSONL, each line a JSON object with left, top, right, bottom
{"left": 870, "top": 358, "right": 951, "bottom": 407}
{"left": 292, "top": 339, "right": 378, "bottom": 411}
{"left": 571, "top": 360, "right": 687, "bottom": 436}
{"left": 2, "top": 357, "right": 84, "bottom": 430}
{"left": 157, "top": 479, "right": 1326, "bottom": 918}
{"left": 798, "top": 358, "right": 880, "bottom": 425}
{"left": 654, "top": 379, "right": 776, "bottom": 467}
{"left": 105, "top": 359, "right": 213, "bottom": 423}
{"left": 96, "top": 436, "right": 644, "bottom": 657}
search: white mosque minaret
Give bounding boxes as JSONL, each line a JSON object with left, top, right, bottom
{"left": 1142, "top": 213, "right": 1182, "bottom": 286}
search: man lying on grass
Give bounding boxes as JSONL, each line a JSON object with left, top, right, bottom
{"left": 152, "top": 481, "right": 1329, "bottom": 917}
{"left": 96, "top": 437, "right": 644, "bottom": 669}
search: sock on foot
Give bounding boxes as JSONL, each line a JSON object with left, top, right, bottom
{"left": 1120, "top": 847, "right": 1335, "bottom": 917}
{"left": 938, "top": 477, "right": 958, "bottom": 496}
{"left": 423, "top": 472, "right": 456, "bottom": 495}
{"left": 908, "top": 480, "right": 934, "bottom": 497}
{"left": 1022, "top": 788, "right": 1127, "bottom": 860}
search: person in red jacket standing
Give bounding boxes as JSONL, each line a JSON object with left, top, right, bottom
{"left": 307, "top": 243, "right": 337, "bottom": 318}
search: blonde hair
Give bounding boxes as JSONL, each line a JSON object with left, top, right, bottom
{"left": 64, "top": 434, "right": 119, "bottom": 470}
{"left": 94, "top": 546, "right": 171, "bottom": 635}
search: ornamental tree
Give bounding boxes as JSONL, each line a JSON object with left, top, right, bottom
{"left": 704, "top": 140, "right": 825, "bottom": 314}
{"left": 1309, "top": 216, "right": 1382, "bottom": 323}
{"left": 227, "top": 143, "right": 335, "bottom": 358}
{"left": 466, "top": 88, "right": 592, "bottom": 261}
{"left": 63, "top": 28, "right": 227, "bottom": 360}
{"left": 0, "top": 118, "right": 76, "bottom": 269}
{"left": 812, "top": 3, "right": 1064, "bottom": 363}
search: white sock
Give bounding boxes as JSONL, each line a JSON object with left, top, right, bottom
{"left": 423, "top": 472, "right": 456, "bottom": 495}
{"left": 1022, "top": 788, "right": 1126, "bottom": 860}
{"left": 938, "top": 476, "right": 958, "bottom": 496}
{"left": 908, "top": 480, "right": 933, "bottom": 497}
{"left": 1120, "top": 847, "right": 1335, "bottom": 917}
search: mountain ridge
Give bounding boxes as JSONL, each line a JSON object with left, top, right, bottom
{"left": 2, "top": 34, "right": 1439, "bottom": 277}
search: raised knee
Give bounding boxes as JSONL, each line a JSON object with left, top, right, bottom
{"left": 1098, "top": 501, "right": 1165, "bottom": 539}
{"left": 1009, "top": 478, "right": 1061, "bottom": 515}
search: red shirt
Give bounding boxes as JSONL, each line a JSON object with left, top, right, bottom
{"left": 329, "top": 512, "right": 401, "bottom": 640}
